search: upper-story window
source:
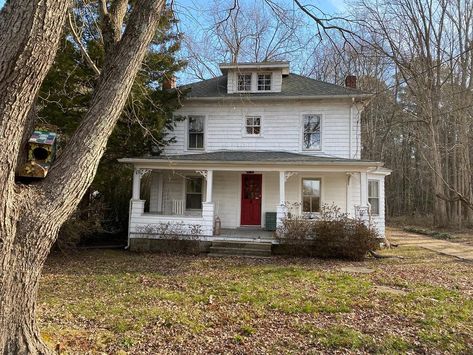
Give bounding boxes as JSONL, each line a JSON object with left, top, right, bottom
{"left": 303, "top": 114, "right": 321, "bottom": 150}
{"left": 237, "top": 73, "right": 252, "bottom": 91}
{"left": 188, "top": 115, "right": 204, "bottom": 149}
{"left": 257, "top": 73, "right": 271, "bottom": 91}
{"left": 245, "top": 116, "right": 261, "bottom": 135}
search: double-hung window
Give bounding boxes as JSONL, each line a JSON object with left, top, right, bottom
{"left": 368, "top": 180, "right": 380, "bottom": 215}
{"left": 303, "top": 114, "right": 321, "bottom": 150}
{"left": 186, "top": 177, "right": 203, "bottom": 210}
{"left": 188, "top": 116, "right": 204, "bottom": 149}
{"left": 245, "top": 116, "right": 261, "bottom": 135}
{"left": 302, "top": 178, "right": 321, "bottom": 213}
{"left": 237, "top": 73, "right": 252, "bottom": 91}
{"left": 257, "top": 73, "right": 271, "bottom": 91}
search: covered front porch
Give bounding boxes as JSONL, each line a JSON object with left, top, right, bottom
{"left": 121, "top": 152, "right": 385, "bottom": 242}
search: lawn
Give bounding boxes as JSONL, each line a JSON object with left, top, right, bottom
{"left": 38, "top": 246, "right": 473, "bottom": 354}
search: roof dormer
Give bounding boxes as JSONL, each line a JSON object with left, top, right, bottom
{"left": 219, "top": 61, "right": 289, "bottom": 94}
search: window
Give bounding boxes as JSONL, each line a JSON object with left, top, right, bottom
{"left": 188, "top": 116, "right": 204, "bottom": 149}
{"left": 237, "top": 73, "right": 252, "bottom": 91}
{"left": 245, "top": 116, "right": 261, "bottom": 135}
{"left": 186, "top": 177, "right": 203, "bottom": 210}
{"left": 368, "top": 180, "right": 380, "bottom": 215}
{"left": 257, "top": 73, "right": 271, "bottom": 91}
{"left": 303, "top": 114, "right": 321, "bottom": 150}
{"left": 302, "top": 178, "right": 321, "bottom": 213}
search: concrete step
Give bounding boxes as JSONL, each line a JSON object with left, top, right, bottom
{"left": 211, "top": 241, "right": 272, "bottom": 250}
{"left": 208, "top": 246, "right": 271, "bottom": 257}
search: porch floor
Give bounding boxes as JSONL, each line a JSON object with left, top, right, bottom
{"left": 215, "top": 228, "right": 275, "bottom": 242}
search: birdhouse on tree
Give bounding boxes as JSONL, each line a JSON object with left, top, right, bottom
{"left": 18, "top": 130, "right": 58, "bottom": 178}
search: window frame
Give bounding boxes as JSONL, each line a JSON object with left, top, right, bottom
{"left": 301, "top": 113, "right": 322, "bottom": 151}
{"left": 187, "top": 115, "right": 205, "bottom": 150}
{"left": 243, "top": 115, "right": 262, "bottom": 136}
{"left": 368, "top": 179, "right": 380, "bottom": 216}
{"left": 257, "top": 72, "right": 272, "bottom": 91}
{"left": 185, "top": 176, "right": 203, "bottom": 211}
{"left": 301, "top": 178, "right": 322, "bottom": 214}
{"left": 237, "top": 72, "right": 252, "bottom": 92}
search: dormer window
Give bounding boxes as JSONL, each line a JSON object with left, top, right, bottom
{"left": 237, "top": 73, "right": 252, "bottom": 91}
{"left": 257, "top": 73, "right": 271, "bottom": 91}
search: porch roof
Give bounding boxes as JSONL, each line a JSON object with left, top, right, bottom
{"left": 119, "top": 151, "right": 384, "bottom": 168}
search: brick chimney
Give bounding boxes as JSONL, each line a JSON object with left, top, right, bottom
{"left": 345, "top": 75, "right": 357, "bottom": 89}
{"left": 163, "top": 76, "right": 176, "bottom": 89}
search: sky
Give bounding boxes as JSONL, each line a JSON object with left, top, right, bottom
{"left": 0, "top": 0, "right": 347, "bottom": 83}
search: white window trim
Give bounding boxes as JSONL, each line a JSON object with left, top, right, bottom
{"left": 368, "top": 179, "right": 380, "bottom": 216}
{"left": 257, "top": 72, "right": 272, "bottom": 91}
{"left": 300, "top": 176, "right": 323, "bottom": 216}
{"left": 185, "top": 114, "right": 206, "bottom": 151}
{"left": 236, "top": 72, "right": 253, "bottom": 93}
{"left": 300, "top": 113, "right": 323, "bottom": 151}
{"left": 182, "top": 174, "right": 205, "bottom": 211}
{"left": 242, "top": 115, "right": 263, "bottom": 137}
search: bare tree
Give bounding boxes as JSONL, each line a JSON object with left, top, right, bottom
{"left": 0, "top": 0, "right": 165, "bottom": 352}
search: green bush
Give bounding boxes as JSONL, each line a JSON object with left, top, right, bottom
{"left": 276, "top": 204, "right": 379, "bottom": 261}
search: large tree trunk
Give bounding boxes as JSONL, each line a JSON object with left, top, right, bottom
{"left": 0, "top": 0, "right": 165, "bottom": 353}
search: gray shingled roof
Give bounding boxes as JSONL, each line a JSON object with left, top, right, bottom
{"left": 127, "top": 151, "right": 380, "bottom": 165}
{"left": 180, "top": 73, "right": 368, "bottom": 99}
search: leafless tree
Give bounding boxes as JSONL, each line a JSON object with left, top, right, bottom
{"left": 0, "top": 0, "right": 165, "bottom": 352}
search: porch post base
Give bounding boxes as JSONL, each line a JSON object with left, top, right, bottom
{"left": 276, "top": 205, "right": 288, "bottom": 227}
{"left": 202, "top": 202, "right": 215, "bottom": 236}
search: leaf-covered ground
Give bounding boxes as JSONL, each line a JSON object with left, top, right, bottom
{"left": 38, "top": 246, "right": 473, "bottom": 354}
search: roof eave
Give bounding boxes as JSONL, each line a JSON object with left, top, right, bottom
{"left": 118, "top": 157, "right": 384, "bottom": 168}
{"left": 184, "top": 94, "right": 372, "bottom": 101}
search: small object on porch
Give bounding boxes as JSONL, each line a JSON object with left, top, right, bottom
{"left": 18, "top": 127, "right": 58, "bottom": 179}
{"left": 265, "top": 212, "right": 277, "bottom": 231}
{"left": 214, "top": 216, "right": 221, "bottom": 235}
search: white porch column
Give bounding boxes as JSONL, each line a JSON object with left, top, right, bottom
{"left": 279, "top": 171, "right": 285, "bottom": 205}
{"left": 205, "top": 169, "right": 213, "bottom": 203}
{"left": 360, "top": 171, "right": 368, "bottom": 206}
{"left": 277, "top": 171, "right": 288, "bottom": 227}
{"left": 198, "top": 169, "right": 215, "bottom": 236}
{"left": 132, "top": 169, "right": 143, "bottom": 200}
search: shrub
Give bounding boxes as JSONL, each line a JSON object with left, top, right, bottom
{"left": 276, "top": 204, "right": 379, "bottom": 261}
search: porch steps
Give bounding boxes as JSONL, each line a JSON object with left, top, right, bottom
{"left": 208, "top": 240, "right": 272, "bottom": 258}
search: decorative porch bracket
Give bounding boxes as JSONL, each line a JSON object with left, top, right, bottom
{"left": 136, "top": 168, "right": 152, "bottom": 178}
{"left": 284, "top": 171, "right": 298, "bottom": 181}
{"left": 196, "top": 170, "right": 208, "bottom": 179}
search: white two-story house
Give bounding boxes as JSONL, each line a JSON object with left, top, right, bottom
{"left": 119, "top": 62, "right": 390, "bottom": 251}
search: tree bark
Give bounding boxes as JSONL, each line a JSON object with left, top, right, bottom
{"left": 0, "top": 0, "right": 165, "bottom": 353}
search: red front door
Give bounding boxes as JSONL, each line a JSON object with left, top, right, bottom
{"left": 241, "top": 174, "right": 262, "bottom": 226}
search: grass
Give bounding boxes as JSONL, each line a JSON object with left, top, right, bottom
{"left": 38, "top": 247, "right": 473, "bottom": 354}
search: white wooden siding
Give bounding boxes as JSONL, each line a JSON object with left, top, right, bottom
{"left": 165, "top": 100, "right": 360, "bottom": 159}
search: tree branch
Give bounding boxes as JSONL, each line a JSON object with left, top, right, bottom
{"left": 68, "top": 11, "right": 101, "bottom": 76}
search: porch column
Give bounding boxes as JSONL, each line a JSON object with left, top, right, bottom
{"left": 277, "top": 171, "right": 288, "bottom": 227}
{"left": 200, "top": 169, "right": 215, "bottom": 236}
{"left": 360, "top": 171, "right": 368, "bottom": 206}
{"left": 205, "top": 169, "right": 213, "bottom": 203}
{"left": 279, "top": 171, "right": 285, "bottom": 205}
{"left": 132, "top": 168, "right": 143, "bottom": 200}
